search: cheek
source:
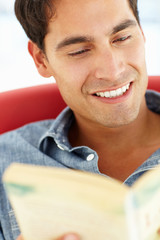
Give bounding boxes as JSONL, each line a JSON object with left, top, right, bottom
{"left": 126, "top": 39, "right": 146, "bottom": 69}
{"left": 54, "top": 60, "right": 91, "bottom": 92}
{"left": 128, "top": 43, "right": 148, "bottom": 93}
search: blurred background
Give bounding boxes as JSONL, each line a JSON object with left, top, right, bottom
{"left": 0, "top": 0, "right": 160, "bottom": 92}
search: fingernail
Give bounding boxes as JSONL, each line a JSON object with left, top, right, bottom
{"left": 63, "top": 233, "right": 79, "bottom": 240}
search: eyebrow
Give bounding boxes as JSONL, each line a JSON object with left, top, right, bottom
{"left": 56, "top": 36, "right": 94, "bottom": 50}
{"left": 111, "top": 19, "right": 137, "bottom": 35}
{"left": 55, "top": 19, "right": 137, "bottom": 51}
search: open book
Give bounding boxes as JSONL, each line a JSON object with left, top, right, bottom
{"left": 3, "top": 163, "right": 160, "bottom": 240}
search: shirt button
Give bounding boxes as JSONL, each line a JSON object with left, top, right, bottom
{"left": 86, "top": 153, "right": 95, "bottom": 161}
{"left": 57, "top": 144, "right": 65, "bottom": 151}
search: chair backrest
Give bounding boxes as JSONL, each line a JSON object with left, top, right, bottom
{"left": 0, "top": 76, "right": 160, "bottom": 134}
{"left": 0, "top": 83, "right": 66, "bottom": 134}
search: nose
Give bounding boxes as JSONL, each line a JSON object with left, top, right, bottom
{"left": 94, "top": 48, "right": 125, "bottom": 82}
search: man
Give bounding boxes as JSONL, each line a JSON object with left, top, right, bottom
{"left": 1, "top": 0, "right": 160, "bottom": 239}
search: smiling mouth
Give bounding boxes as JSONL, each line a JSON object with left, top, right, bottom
{"left": 94, "top": 82, "right": 132, "bottom": 98}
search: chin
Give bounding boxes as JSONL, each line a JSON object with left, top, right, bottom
{"left": 98, "top": 108, "right": 140, "bottom": 129}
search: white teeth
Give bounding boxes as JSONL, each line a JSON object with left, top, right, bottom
{"left": 99, "top": 92, "right": 105, "bottom": 97}
{"left": 104, "top": 92, "right": 110, "bottom": 98}
{"left": 116, "top": 88, "right": 123, "bottom": 96}
{"left": 110, "top": 90, "right": 116, "bottom": 97}
{"left": 122, "top": 86, "right": 127, "bottom": 93}
{"left": 95, "top": 82, "right": 131, "bottom": 98}
{"left": 126, "top": 83, "right": 130, "bottom": 90}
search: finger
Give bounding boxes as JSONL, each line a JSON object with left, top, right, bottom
{"left": 57, "top": 233, "right": 80, "bottom": 240}
{"left": 16, "top": 235, "right": 23, "bottom": 240}
{"left": 17, "top": 233, "right": 80, "bottom": 240}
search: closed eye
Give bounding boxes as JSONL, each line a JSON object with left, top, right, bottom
{"left": 68, "top": 48, "right": 90, "bottom": 57}
{"left": 113, "top": 35, "right": 131, "bottom": 43}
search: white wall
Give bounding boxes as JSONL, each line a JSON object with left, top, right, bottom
{"left": 0, "top": 0, "right": 160, "bottom": 92}
{"left": 0, "top": 1, "right": 53, "bottom": 92}
{"left": 138, "top": 0, "right": 160, "bottom": 77}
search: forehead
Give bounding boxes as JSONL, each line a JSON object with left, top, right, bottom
{"left": 46, "top": 0, "right": 135, "bottom": 41}
{"left": 51, "top": 0, "right": 133, "bottom": 22}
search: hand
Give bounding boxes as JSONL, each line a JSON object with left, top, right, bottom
{"left": 17, "top": 233, "right": 80, "bottom": 240}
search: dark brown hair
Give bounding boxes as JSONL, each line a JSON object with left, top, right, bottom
{"left": 14, "top": 0, "right": 140, "bottom": 51}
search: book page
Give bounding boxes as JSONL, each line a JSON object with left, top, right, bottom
{"left": 3, "top": 163, "right": 129, "bottom": 240}
{"left": 131, "top": 167, "right": 160, "bottom": 240}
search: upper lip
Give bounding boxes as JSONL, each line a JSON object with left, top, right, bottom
{"left": 91, "top": 81, "right": 132, "bottom": 94}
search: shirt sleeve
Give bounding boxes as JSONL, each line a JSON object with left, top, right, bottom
{"left": 0, "top": 223, "right": 5, "bottom": 240}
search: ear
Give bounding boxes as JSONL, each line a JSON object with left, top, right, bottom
{"left": 28, "top": 40, "right": 52, "bottom": 78}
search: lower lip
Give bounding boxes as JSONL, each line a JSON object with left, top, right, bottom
{"left": 93, "top": 82, "right": 133, "bottom": 104}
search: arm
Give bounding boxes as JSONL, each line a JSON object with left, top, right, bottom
{"left": 17, "top": 233, "right": 80, "bottom": 240}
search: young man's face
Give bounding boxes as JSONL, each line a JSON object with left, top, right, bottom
{"left": 41, "top": 0, "right": 148, "bottom": 128}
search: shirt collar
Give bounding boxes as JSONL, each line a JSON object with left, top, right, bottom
{"left": 39, "top": 106, "right": 74, "bottom": 151}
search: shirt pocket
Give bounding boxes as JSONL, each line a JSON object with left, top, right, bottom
{"left": 8, "top": 210, "right": 20, "bottom": 240}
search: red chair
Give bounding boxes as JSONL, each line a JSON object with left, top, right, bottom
{"left": 0, "top": 76, "right": 160, "bottom": 134}
{"left": 0, "top": 84, "right": 66, "bottom": 134}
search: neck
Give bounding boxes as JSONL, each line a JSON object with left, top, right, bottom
{"left": 69, "top": 103, "right": 152, "bottom": 151}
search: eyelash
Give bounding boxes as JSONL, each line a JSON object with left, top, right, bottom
{"left": 68, "top": 35, "right": 131, "bottom": 57}
{"left": 113, "top": 35, "right": 131, "bottom": 43}
{"left": 68, "top": 48, "right": 90, "bottom": 57}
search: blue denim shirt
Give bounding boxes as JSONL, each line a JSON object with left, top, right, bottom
{"left": 0, "top": 90, "right": 160, "bottom": 239}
